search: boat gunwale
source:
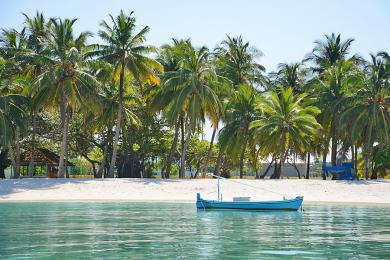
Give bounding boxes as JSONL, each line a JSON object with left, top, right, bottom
{"left": 198, "top": 196, "right": 303, "bottom": 205}
{"left": 196, "top": 207, "right": 301, "bottom": 211}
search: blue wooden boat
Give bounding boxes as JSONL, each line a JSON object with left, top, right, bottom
{"left": 196, "top": 175, "right": 304, "bottom": 211}
{"left": 196, "top": 193, "right": 304, "bottom": 211}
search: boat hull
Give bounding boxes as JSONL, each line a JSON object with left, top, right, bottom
{"left": 196, "top": 195, "right": 303, "bottom": 211}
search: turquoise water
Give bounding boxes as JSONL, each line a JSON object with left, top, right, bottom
{"left": 0, "top": 203, "right": 389, "bottom": 259}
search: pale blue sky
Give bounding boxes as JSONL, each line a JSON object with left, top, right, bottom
{"left": 1, "top": 0, "right": 389, "bottom": 72}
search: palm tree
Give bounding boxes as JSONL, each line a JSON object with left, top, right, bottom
{"left": 307, "top": 33, "right": 362, "bottom": 168}
{"left": 102, "top": 68, "right": 141, "bottom": 178}
{"left": 250, "top": 87, "right": 321, "bottom": 178}
{"left": 307, "top": 33, "right": 360, "bottom": 72}
{"left": 0, "top": 28, "right": 29, "bottom": 178}
{"left": 201, "top": 80, "right": 231, "bottom": 178}
{"left": 154, "top": 40, "right": 221, "bottom": 178}
{"left": 340, "top": 53, "right": 390, "bottom": 179}
{"left": 218, "top": 84, "right": 260, "bottom": 178}
{"left": 84, "top": 60, "right": 141, "bottom": 178}
{"left": 151, "top": 39, "right": 184, "bottom": 178}
{"left": 199, "top": 59, "right": 230, "bottom": 178}
{"left": 19, "top": 12, "right": 51, "bottom": 177}
{"left": 213, "top": 35, "right": 264, "bottom": 177}
{"left": 310, "top": 59, "right": 359, "bottom": 167}
{"left": 215, "top": 35, "right": 265, "bottom": 88}
{"left": 91, "top": 86, "right": 141, "bottom": 178}
{"left": 0, "top": 57, "right": 28, "bottom": 177}
{"left": 90, "top": 10, "right": 162, "bottom": 178}
{"left": 270, "top": 62, "right": 306, "bottom": 93}
{"left": 0, "top": 93, "right": 28, "bottom": 177}
{"left": 0, "top": 94, "right": 27, "bottom": 148}
{"left": 34, "top": 17, "right": 98, "bottom": 177}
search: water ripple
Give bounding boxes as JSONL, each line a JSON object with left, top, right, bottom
{"left": 0, "top": 203, "right": 389, "bottom": 259}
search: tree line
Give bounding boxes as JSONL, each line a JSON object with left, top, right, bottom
{"left": 0, "top": 10, "right": 389, "bottom": 179}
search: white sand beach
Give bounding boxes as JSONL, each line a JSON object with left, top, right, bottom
{"left": 0, "top": 178, "right": 389, "bottom": 204}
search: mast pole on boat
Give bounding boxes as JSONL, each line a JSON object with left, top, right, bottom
{"left": 217, "top": 175, "right": 220, "bottom": 201}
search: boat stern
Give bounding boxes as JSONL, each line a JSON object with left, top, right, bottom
{"left": 295, "top": 196, "right": 304, "bottom": 210}
{"left": 196, "top": 193, "right": 205, "bottom": 209}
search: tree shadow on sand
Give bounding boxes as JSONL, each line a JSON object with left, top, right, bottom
{"left": 122, "top": 178, "right": 183, "bottom": 185}
{"left": 334, "top": 179, "right": 389, "bottom": 185}
{"left": 0, "top": 178, "right": 88, "bottom": 197}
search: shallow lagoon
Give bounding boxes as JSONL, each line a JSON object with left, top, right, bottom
{"left": 0, "top": 202, "right": 389, "bottom": 259}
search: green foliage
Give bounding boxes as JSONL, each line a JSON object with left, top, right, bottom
{"left": 170, "top": 164, "right": 179, "bottom": 176}
{"left": 307, "top": 33, "right": 360, "bottom": 72}
{"left": 0, "top": 94, "right": 28, "bottom": 143}
{"left": 153, "top": 39, "right": 221, "bottom": 129}
{"left": 0, "top": 11, "right": 389, "bottom": 180}
{"left": 270, "top": 62, "right": 307, "bottom": 93}
{"left": 69, "top": 157, "right": 93, "bottom": 175}
{"left": 215, "top": 35, "right": 265, "bottom": 88}
{"left": 373, "top": 146, "right": 390, "bottom": 177}
{"left": 219, "top": 84, "right": 260, "bottom": 160}
{"left": 185, "top": 137, "right": 212, "bottom": 176}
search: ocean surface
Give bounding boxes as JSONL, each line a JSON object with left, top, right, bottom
{"left": 0, "top": 202, "right": 389, "bottom": 259}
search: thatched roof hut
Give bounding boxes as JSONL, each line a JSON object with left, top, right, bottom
{"left": 19, "top": 148, "right": 74, "bottom": 177}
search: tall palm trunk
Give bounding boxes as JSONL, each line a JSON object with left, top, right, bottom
{"left": 58, "top": 93, "right": 69, "bottom": 178}
{"left": 201, "top": 125, "right": 217, "bottom": 178}
{"left": 96, "top": 144, "right": 108, "bottom": 178}
{"left": 351, "top": 146, "right": 355, "bottom": 169}
{"left": 290, "top": 161, "right": 301, "bottom": 179}
{"left": 331, "top": 138, "right": 337, "bottom": 166}
{"left": 275, "top": 160, "right": 283, "bottom": 179}
{"left": 108, "top": 62, "right": 125, "bottom": 178}
{"left": 180, "top": 116, "right": 185, "bottom": 155}
{"left": 179, "top": 126, "right": 192, "bottom": 179}
{"left": 65, "top": 157, "right": 69, "bottom": 178}
{"left": 331, "top": 123, "right": 337, "bottom": 166}
{"left": 371, "top": 161, "right": 377, "bottom": 179}
{"left": 97, "top": 130, "right": 110, "bottom": 178}
{"left": 239, "top": 139, "right": 247, "bottom": 179}
{"left": 260, "top": 157, "right": 275, "bottom": 179}
{"left": 254, "top": 168, "right": 259, "bottom": 179}
{"left": 253, "top": 149, "right": 260, "bottom": 179}
{"left": 0, "top": 149, "right": 6, "bottom": 179}
{"left": 28, "top": 110, "right": 37, "bottom": 177}
{"left": 271, "top": 160, "right": 279, "bottom": 179}
{"left": 291, "top": 153, "right": 301, "bottom": 179}
{"left": 165, "top": 119, "right": 180, "bottom": 178}
{"left": 15, "top": 126, "right": 21, "bottom": 178}
{"left": 214, "top": 149, "right": 223, "bottom": 177}
{"left": 273, "top": 151, "right": 288, "bottom": 179}
{"left": 8, "top": 143, "right": 17, "bottom": 178}
{"left": 305, "top": 152, "right": 310, "bottom": 179}
{"left": 354, "top": 146, "right": 358, "bottom": 176}
{"left": 364, "top": 154, "right": 370, "bottom": 180}
{"left": 322, "top": 148, "right": 327, "bottom": 180}
{"left": 271, "top": 159, "right": 282, "bottom": 179}
{"left": 261, "top": 161, "right": 273, "bottom": 179}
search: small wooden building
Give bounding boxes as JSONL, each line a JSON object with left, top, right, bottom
{"left": 19, "top": 148, "right": 74, "bottom": 178}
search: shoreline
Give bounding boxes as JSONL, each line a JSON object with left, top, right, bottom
{"left": 1, "top": 178, "right": 389, "bottom": 205}
{"left": 1, "top": 199, "right": 390, "bottom": 207}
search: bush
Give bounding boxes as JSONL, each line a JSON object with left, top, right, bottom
{"left": 69, "top": 157, "right": 93, "bottom": 175}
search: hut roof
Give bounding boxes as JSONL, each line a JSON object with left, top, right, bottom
{"left": 20, "top": 148, "right": 74, "bottom": 166}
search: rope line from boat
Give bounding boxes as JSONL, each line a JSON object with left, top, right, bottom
{"left": 201, "top": 201, "right": 206, "bottom": 211}
{"left": 211, "top": 174, "right": 294, "bottom": 199}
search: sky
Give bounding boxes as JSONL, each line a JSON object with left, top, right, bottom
{"left": 1, "top": 0, "right": 389, "bottom": 71}
{"left": 1, "top": 0, "right": 390, "bottom": 143}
